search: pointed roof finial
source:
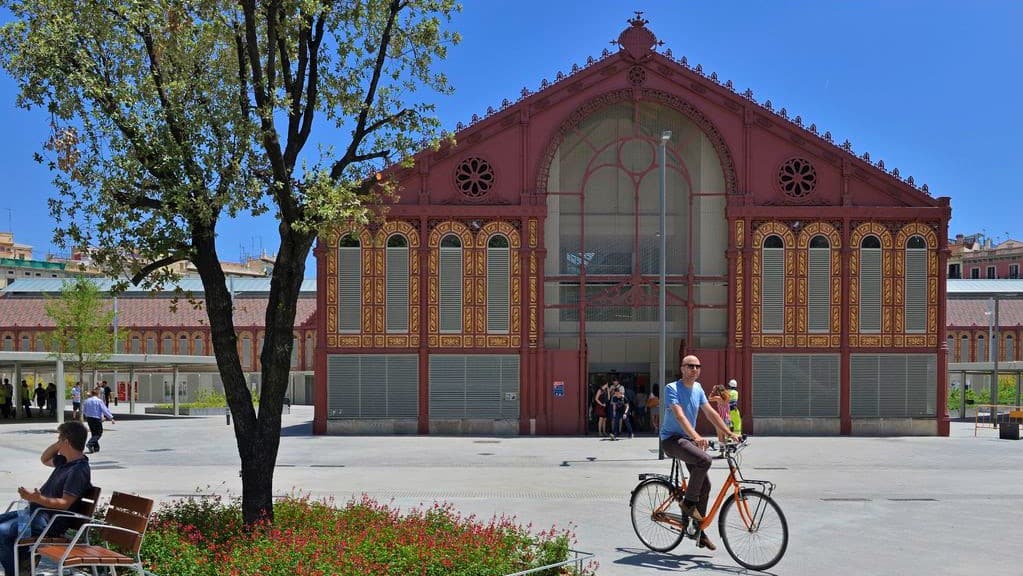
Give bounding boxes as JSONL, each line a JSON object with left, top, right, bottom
{"left": 618, "top": 12, "right": 658, "bottom": 61}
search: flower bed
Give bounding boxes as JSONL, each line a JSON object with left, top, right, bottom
{"left": 141, "top": 494, "right": 596, "bottom": 576}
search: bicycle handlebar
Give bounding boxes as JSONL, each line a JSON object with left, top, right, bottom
{"left": 708, "top": 434, "right": 748, "bottom": 452}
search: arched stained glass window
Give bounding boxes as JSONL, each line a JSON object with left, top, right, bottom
{"left": 439, "top": 235, "right": 462, "bottom": 332}
{"left": 808, "top": 235, "right": 830, "bottom": 332}
{"left": 859, "top": 236, "right": 882, "bottom": 332}
{"left": 762, "top": 235, "right": 784, "bottom": 332}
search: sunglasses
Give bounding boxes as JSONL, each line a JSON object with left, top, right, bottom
{"left": 684, "top": 364, "right": 702, "bottom": 369}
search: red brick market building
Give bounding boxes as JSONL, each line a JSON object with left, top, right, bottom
{"left": 314, "top": 17, "right": 952, "bottom": 436}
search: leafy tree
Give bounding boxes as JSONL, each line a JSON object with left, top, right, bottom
{"left": 44, "top": 276, "right": 119, "bottom": 408}
{"left": 1, "top": 0, "right": 458, "bottom": 524}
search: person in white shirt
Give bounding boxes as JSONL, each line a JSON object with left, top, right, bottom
{"left": 82, "top": 389, "right": 115, "bottom": 453}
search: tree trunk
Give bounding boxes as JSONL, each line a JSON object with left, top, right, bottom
{"left": 192, "top": 221, "right": 314, "bottom": 525}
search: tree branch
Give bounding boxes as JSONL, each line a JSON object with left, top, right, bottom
{"left": 130, "top": 252, "right": 189, "bottom": 286}
{"left": 112, "top": 190, "right": 163, "bottom": 211}
{"left": 330, "top": 0, "right": 402, "bottom": 181}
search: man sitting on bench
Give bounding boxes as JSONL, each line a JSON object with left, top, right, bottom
{"left": 0, "top": 421, "right": 93, "bottom": 575}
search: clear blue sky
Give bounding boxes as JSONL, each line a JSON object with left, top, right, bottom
{"left": 1, "top": 1, "right": 1020, "bottom": 269}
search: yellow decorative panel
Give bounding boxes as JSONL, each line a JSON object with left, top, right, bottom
{"left": 528, "top": 218, "right": 538, "bottom": 248}
{"left": 762, "top": 336, "right": 783, "bottom": 347}
{"left": 341, "top": 336, "right": 361, "bottom": 347}
{"left": 374, "top": 335, "right": 385, "bottom": 347}
{"left": 797, "top": 335, "right": 806, "bottom": 347}
{"left": 512, "top": 336, "right": 521, "bottom": 348}
{"left": 895, "top": 335, "right": 905, "bottom": 347}
{"left": 906, "top": 336, "right": 926, "bottom": 346}
{"left": 487, "top": 336, "right": 511, "bottom": 347}
{"left": 860, "top": 335, "right": 881, "bottom": 347}
{"left": 327, "top": 335, "right": 337, "bottom": 347}
{"left": 386, "top": 336, "right": 408, "bottom": 347}
{"left": 428, "top": 335, "right": 438, "bottom": 347}
{"left": 882, "top": 335, "right": 892, "bottom": 347}
{"left": 476, "top": 336, "right": 486, "bottom": 347}
{"left": 808, "top": 335, "right": 830, "bottom": 347}
{"left": 361, "top": 336, "right": 373, "bottom": 347}
{"left": 440, "top": 335, "right": 461, "bottom": 347}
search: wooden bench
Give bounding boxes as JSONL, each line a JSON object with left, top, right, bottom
{"left": 31, "top": 491, "right": 153, "bottom": 576}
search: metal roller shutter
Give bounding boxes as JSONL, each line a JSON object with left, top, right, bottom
{"left": 339, "top": 247, "right": 361, "bottom": 331}
{"left": 487, "top": 248, "right": 510, "bottom": 332}
{"left": 429, "top": 355, "right": 520, "bottom": 419}
{"left": 326, "top": 354, "right": 418, "bottom": 419}
{"left": 762, "top": 248, "right": 784, "bottom": 332}
{"left": 752, "top": 354, "right": 839, "bottom": 418}
{"left": 808, "top": 247, "right": 830, "bottom": 332}
{"left": 859, "top": 249, "right": 881, "bottom": 332}
{"left": 851, "top": 354, "right": 936, "bottom": 418}
{"left": 905, "top": 248, "right": 927, "bottom": 332}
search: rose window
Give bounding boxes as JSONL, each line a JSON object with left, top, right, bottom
{"left": 454, "top": 157, "right": 495, "bottom": 199}
{"left": 778, "top": 157, "right": 817, "bottom": 199}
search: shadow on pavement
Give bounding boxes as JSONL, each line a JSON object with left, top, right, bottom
{"left": 281, "top": 419, "right": 312, "bottom": 436}
{"left": 613, "top": 547, "right": 774, "bottom": 575}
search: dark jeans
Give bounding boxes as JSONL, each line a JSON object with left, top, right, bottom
{"left": 660, "top": 435, "right": 712, "bottom": 515}
{"left": 610, "top": 405, "right": 633, "bottom": 436}
{"left": 0, "top": 508, "right": 49, "bottom": 575}
{"left": 86, "top": 417, "right": 104, "bottom": 451}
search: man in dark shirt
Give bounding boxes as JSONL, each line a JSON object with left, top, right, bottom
{"left": 0, "top": 421, "right": 92, "bottom": 575}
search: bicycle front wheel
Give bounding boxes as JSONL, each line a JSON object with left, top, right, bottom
{"left": 719, "top": 489, "right": 788, "bottom": 571}
{"left": 630, "top": 479, "right": 684, "bottom": 552}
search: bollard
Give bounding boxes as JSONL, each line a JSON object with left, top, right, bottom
{"left": 226, "top": 409, "right": 231, "bottom": 426}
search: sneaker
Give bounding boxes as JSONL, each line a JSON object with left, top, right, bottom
{"left": 697, "top": 532, "right": 717, "bottom": 551}
{"left": 679, "top": 500, "right": 704, "bottom": 523}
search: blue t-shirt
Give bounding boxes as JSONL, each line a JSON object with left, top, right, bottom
{"left": 659, "top": 380, "right": 708, "bottom": 440}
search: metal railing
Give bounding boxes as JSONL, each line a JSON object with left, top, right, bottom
{"left": 503, "top": 549, "right": 596, "bottom": 576}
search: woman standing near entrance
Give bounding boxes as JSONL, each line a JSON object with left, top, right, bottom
{"left": 593, "top": 380, "right": 610, "bottom": 437}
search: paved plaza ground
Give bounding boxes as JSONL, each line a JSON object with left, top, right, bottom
{"left": 1, "top": 405, "right": 1019, "bottom": 575}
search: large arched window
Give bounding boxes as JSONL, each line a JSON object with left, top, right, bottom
{"left": 487, "top": 235, "right": 510, "bottom": 333}
{"left": 762, "top": 235, "right": 785, "bottom": 332}
{"left": 386, "top": 234, "right": 409, "bottom": 332}
{"left": 439, "top": 234, "right": 463, "bottom": 332}
{"left": 808, "top": 235, "right": 830, "bottom": 332}
{"left": 338, "top": 234, "right": 362, "bottom": 332}
{"left": 904, "top": 235, "right": 927, "bottom": 333}
{"left": 543, "top": 98, "right": 728, "bottom": 352}
{"left": 859, "top": 236, "right": 882, "bottom": 332}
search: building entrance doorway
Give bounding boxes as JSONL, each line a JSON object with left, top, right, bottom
{"left": 587, "top": 364, "right": 653, "bottom": 435}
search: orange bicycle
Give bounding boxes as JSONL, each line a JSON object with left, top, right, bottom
{"left": 629, "top": 437, "right": 788, "bottom": 571}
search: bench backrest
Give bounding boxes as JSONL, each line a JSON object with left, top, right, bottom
{"left": 49, "top": 486, "right": 102, "bottom": 535}
{"left": 98, "top": 492, "right": 154, "bottom": 555}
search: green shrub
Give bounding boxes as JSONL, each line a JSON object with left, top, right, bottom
{"left": 141, "top": 494, "right": 596, "bottom": 576}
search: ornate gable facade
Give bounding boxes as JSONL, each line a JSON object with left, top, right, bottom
{"left": 315, "top": 16, "right": 951, "bottom": 436}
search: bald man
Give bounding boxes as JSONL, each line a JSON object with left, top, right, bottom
{"left": 659, "top": 355, "right": 739, "bottom": 551}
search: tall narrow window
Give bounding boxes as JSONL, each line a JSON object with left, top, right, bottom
{"left": 35, "top": 333, "right": 46, "bottom": 352}
{"left": 291, "top": 335, "right": 299, "bottom": 369}
{"left": 194, "top": 335, "right": 204, "bottom": 356}
{"left": 960, "top": 334, "right": 968, "bottom": 363}
{"left": 761, "top": 235, "right": 784, "bottom": 332}
{"left": 976, "top": 334, "right": 986, "bottom": 363}
{"left": 241, "top": 335, "right": 253, "bottom": 369}
{"left": 859, "top": 236, "right": 882, "bottom": 332}
{"left": 20, "top": 334, "right": 30, "bottom": 351}
{"left": 131, "top": 335, "right": 141, "bottom": 354}
{"left": 339, "top": 234, "right": 362, "bottom": 332}
{"left": 947, "top": 335, "right": 955, "bottom": 361}
{"left": 1007, "top": 334, "right": 1016, "bottom": 361}
{"left": 487, "top": 235, "right": 510, "bottom": 333}
{"left": 146, "top": 335, "right": 156, "bottom": 354}
{"left": 808, "top": 235, "right": 830, "bottom": 332}
{"left": 439, "top": 235, "right": 463, "bottom": 332}
{"left": 162, "top": 334, "right": 174, "bottom": 355}
{"left": 386, "top": 235, "right": 410, "bottom": 332}
{"left": 179, "top": 334, "right": 189, "bottom": 355}
{"left": 305, "top": 333, "right": 314, "bottom": 368}
{"left": 905, "top": 236, "right": 927, "bottom": 333}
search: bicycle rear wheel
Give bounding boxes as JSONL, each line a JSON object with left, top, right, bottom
{"left": 719, "top": 489, "right": 788, "bottom": 571}
{"left": 630, "top": 479, "right": 684, "bottom": 552}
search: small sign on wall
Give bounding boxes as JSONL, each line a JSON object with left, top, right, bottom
{"left": 553, "top": 381, "right": 565, "bottom": 398}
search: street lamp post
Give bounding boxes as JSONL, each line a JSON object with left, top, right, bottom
{"left": 658, "top": 130, "right": 671, "bottom": 459}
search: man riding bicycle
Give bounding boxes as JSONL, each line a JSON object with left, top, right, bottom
{"left": 659, "top": 354, "right": 740, "bottom": 551}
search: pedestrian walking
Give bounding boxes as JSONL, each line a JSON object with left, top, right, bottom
{"left": 82, "top": 389, "right": 114, "bottom": 453}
